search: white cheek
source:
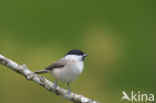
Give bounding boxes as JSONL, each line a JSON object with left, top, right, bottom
{"left": 65, "top": 55, "right": 82, "bottom": 61}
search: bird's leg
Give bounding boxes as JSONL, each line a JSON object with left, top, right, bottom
{"left": 54, "top": 80, "right": 57, "bottom": 89}
{"left": 67, "top": 82, "right": 71, "bottom": 94}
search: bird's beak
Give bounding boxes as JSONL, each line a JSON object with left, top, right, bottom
{"left": 83, "top": 54, "right": 88, "bottom": 57}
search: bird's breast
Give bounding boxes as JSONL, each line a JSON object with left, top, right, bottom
{"left": 51, "top": 61, "right": 84, "bottom": 82}
{"left": 69, "top": 61, "right": 84, "bottom": 74}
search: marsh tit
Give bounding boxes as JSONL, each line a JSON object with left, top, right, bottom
{"left": 34, "top": 49, "right": 88, "bottom": 94}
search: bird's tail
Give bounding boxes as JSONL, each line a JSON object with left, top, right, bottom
{"left": 34, "top": 70, "right": 49, "bottom": 74}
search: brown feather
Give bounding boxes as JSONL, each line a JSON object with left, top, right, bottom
{"left": 45, "top": 58, "right": 68, "bottom": 70}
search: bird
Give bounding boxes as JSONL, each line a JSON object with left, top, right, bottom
{"left": 34, "top": 49, "right": 88, "bottom": 94}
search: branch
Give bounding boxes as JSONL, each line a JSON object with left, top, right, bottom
{"left": 0, "top": 54, "right": 100, "bottom": 103}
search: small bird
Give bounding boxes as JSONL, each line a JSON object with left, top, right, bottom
{"left": 34, "top": 49, "right": 88, "bottom": 94}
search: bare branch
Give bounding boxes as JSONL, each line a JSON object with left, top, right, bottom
{"left": 0, "top": 54, "right": 100, "bottom": 103}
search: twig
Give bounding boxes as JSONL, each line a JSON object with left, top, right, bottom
{"left": 0, "top": 54, "right": 100, "bottom": 103}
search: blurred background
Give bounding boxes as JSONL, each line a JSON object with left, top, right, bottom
{"left": 0, "top": 0, "right": 155, "bottom": 103}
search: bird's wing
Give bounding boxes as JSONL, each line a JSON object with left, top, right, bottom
{"left": 45, "top": 58, "right": 69, "bottom": 70}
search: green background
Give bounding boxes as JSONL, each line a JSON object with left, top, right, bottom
{"left": 0, "top": 0, "right": 155, "bottom": 103}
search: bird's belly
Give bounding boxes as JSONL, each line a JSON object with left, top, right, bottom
{"left": 51, "top": 62, "right": 83, "bottom": 82}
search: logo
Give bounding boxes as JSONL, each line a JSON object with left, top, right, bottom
{"left": 121, "top": 91, "right": 154, "bottom": 102}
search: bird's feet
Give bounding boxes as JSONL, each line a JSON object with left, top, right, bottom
{"left": 54, "top": 80, "right": 60, "bottom": 95}
{"left": 68, "top": 89, "right": 71, "bottom": 94}
{"left": 54, "top": 80, "right": 58, "bottom": 89}
{"left": 54, "top": 82, "right": 57, "bottom": 89}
